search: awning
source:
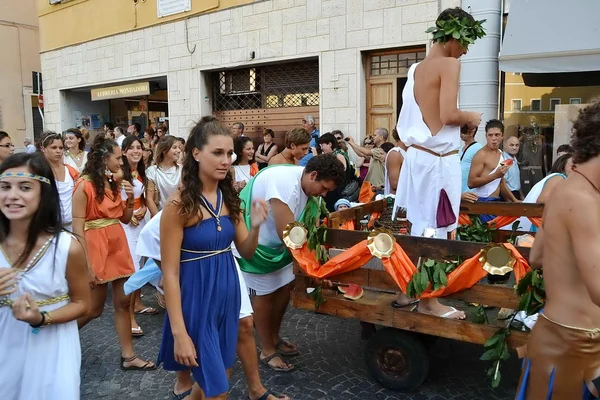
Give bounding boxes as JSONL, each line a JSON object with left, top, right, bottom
{"left": 499, "top": 0, "right": 600, "bottom": 75}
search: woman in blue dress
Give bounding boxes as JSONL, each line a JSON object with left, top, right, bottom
{"left": 158, "top": 116, "right": 268, "bottom": 400}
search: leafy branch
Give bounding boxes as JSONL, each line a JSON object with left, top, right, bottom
{"left": 308, "top": 287, "right": 326, "bottom": 310}
{"left": 406, "top": 257, "right": 461, "bottom": 297}
{"left": 426, "top": 16, "right": 486, "bottom": 49}
{"left": 457, "top": 215, "right": 495, "bottom": 243}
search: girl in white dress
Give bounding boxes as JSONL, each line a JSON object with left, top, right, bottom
{"left": 231, "top": 136, "right": 258, "bottom": 192}
{"left": 144, "top": 136, "right": 181, "bottom": 308}
{"left": 120, "top": 136, "right": 157, "bottom": 336}
{"left": 63, "top": 128, "right": 88, "bottom": 173}
{"left": 40, "top": 132, "right": 79, "bottom": 231}
{"left": 0, "top": 152, "right": 89, "bottom": 400}
{"left": 146, "top": 136, "right": 182, "bottom": 217}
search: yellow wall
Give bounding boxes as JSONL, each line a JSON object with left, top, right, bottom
{"left": 502, "top": 73, "right": 600, "bottom": 136}
{"left": 38, "top": 0, "right": 256, "bottom": 52}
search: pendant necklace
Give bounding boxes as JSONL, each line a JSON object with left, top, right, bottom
{"left": 200, "top": 189, "right": 223, "bottom": 232}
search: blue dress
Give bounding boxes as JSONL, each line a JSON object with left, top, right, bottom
{"left": 157, "top": 192, "right": 241, "bottom": 397}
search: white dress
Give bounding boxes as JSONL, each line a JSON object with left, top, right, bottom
{"left": 146, "top": 165, "right": 181, "bottom": 210}
{"left": 56, "top": 165, "right": 75, "bottom": 231}
{"left": 0, "top": 232, "right": 80, "bottom": 400}
{"left": 471, "top": 150, "right": 505, "bottom": 198}
{"left": 384, "top": 147, "right": 406, "bottom": 196}
{"left": 63, "top": 151, "right": 88, "bottom": 173}
{"left": 233, "top": 164, "right": 252, "bottom": 184}
{"left": 393, "top": 63, "right": 461, "bottom": 238}
{"left": 121, "top": 175, "right": 147, "bottom": 271}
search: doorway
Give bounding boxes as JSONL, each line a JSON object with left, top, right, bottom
{"left": 365, "top": 47, "right": 425, "bottom": 136}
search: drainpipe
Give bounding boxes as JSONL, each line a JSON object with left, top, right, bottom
{"left": 459, "top": 0, "right": 502, "bottom": 145}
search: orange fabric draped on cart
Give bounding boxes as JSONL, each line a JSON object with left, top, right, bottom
{"left": 459, "top": 214, "right": 542, "bottom": 229}
{"left": 359, "top": 181, "right": 375, "bottom": 203}
{"left": 290, "top": 239, "right": 531, "bottom": 298}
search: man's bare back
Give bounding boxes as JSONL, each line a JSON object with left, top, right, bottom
{"left": 536, "top": 175, "right": 600, "bottom": 329}
{"left": 414, "top": 57, "right": 480, "bottom": 135}
{"left": 268, "top": 153, "right": 297, "bottom": 166}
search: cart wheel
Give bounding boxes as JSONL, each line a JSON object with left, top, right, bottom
{"left": 364, "top": 328, "right": 429, "bottom": 391}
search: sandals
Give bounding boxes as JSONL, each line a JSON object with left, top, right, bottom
{"left": 275, "top": 340, "right": 299, "bottom": 357}
{"left": 172, "top": 388, "right": 192, "bottom": 399}
{"left": 131, "top": 326, "right": 144, "bottom": 337}
{"left": 155, "top": 292, "right": 166, "bottom": 309}
{"left": 120, "top": 355, "right": 156, "bottom": 371}
{"left": 135, "top": 306, "right": 159, "bottom": 315}
{"left": 249, "top": 389, "right": 290, "bottom": 400}
{"left": 260, "top": 353, "right": 295, "bottom": 373}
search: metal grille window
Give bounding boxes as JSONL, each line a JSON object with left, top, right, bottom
{"left": 370, "top": 50, "right": 426, "bottom": 76}
{"left": 212, "top": 60, "right": 319, "bottom": 111}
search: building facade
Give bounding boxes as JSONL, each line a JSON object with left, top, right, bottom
{"left": 1, "top": 0, "right": 42, "bottom": 149}
{"left": 38, "top": 0, "right": 476, "bottom": 146}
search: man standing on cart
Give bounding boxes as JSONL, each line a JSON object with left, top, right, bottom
{"left": 392, "top": 7, "right": 485, "bottom": 319}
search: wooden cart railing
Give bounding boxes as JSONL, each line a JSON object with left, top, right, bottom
{"left": 291, "top": 201, "right": 544, "bottom": 391}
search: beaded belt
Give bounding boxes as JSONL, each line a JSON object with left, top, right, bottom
{"left": 0, "top": 293, "right": 70, "bottom": 308}
{"left": 84, "top": 218, "right": 120, "bottom": 231}
{"left": 181, "top": 246, "right": 232, "bottom": 263}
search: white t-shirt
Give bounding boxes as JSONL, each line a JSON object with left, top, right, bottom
{"left": 115, "top": 135, "right": 125, "bottom": 148}
{"left": 253, "top": 166, "right": 308, "bottom": 248}
{"left": 233, "top": 164, "right": 252, "bottom": 184}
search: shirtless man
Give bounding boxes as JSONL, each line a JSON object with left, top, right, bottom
{"left": 269, "top": 128, "right": 311, "bottom": 166}
{"left": 392, "top": 7, "right": 484, "bottom": 319}
{"left": 515, "top": 102, "right": 600, "bottom": 399}
{"left": 384, "top": 128, "right": 407, "bottom": 196}
{"left": 468, "top": 119, "right": 519, "bottom": 207}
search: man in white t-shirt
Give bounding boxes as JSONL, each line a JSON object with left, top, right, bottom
{"left": 237, "top": 154, "right": 345, "bottom": 372}
{"left": 131, "top": 212, "right": 290, "bottom": 400}
{"left": 114, "top": 126, "right": 126, "bottom": 147}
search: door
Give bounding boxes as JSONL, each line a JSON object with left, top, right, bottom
{"left": 366, "top": 47, "right": 426, "bottom": 137}
{"left": 367, "top": 78, "right": 396, "bottom": 136}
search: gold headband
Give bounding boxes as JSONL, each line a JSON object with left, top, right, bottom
{"left": 0, "top": 172, "right": 51, "bottom": 185}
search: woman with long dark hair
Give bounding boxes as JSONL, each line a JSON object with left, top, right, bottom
{"left": 231, "top": 136, "right": 258, "bottom": 190}
{"left": 0, "top": 153, "right": 90, "bottom": 399}
{"left": 0, "top": 131, "right": 15, "bottom": 164}
{"left": 159, "top": 116, "right": 268, "bottom": 399}
{"left": 146, "top": 136, "right": 181, "bottom": 217}
{"left": 120, "top": 136, "right": 157, "bottom": 336}
{"left": 40, "top": 132, "right": 79, "bottom": 231}
{"left": 63, "top": 128, "right": 88, "bottom": 173}
{"left": 73, "top": 135, "right": 155, "bottom": 371}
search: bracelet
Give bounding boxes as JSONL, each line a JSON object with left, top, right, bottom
{"left": 30, "top": 311, "right": 46, "bottom": 328}
{"left": 43, "top": 311, "right": 53, "bottom": 326}
{"left": 127, "top": 200, "right": 135, "bottom": 209}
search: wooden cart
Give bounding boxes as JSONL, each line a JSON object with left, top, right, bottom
{"left": 291, "top": 200, "right": 544, "bottom": 391}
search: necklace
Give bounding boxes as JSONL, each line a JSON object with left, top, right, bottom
{"left": 68, "top": 149, "right": 83, "bottom": 161}
{"left": 200, "top": 189, "right": 224, "bottom": 232}
{"left": 572, "top": 166, "right": 600, "bottom": 195}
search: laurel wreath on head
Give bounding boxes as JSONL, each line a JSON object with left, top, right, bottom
{"left": 426, "top": 16, "right": 487, "bottom": 49}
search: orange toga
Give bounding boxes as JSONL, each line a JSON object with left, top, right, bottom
{"left": 75, "top": 177, "right": 135, "bottom": 283}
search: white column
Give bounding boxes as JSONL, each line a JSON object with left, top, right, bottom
{"left": 459, "top": 0, "right": 503, "bottom": 144}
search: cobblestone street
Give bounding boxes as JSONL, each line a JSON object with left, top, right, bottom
{"left": 80, "top": 287, "right": 521, "bottom": 400}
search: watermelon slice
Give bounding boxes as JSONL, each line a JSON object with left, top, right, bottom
{"left": 503, "top": 158, "right": 514, "bottom": 167}
{"left": 337, "top": 284, "right": 364, "bottom": 300}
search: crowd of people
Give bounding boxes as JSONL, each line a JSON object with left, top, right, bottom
{"left": 0, "top": 5, "right": 599, "bottom": 400}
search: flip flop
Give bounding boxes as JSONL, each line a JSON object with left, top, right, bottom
{"left": 249, "top": 389, "right": 290, "bottom": 400}
{"left": 439, "top": 306, "right": 466, "bottom": 320}
{"left": 275, "top": 340, "right": 300, "bottom": 357}
{"left": 260, "top": 353, "right": 295, "bottom": 373}
{"left": 131, "top": 326, "right": 144, "bottom": 337}
{"left": 391, "top": 299, "right": 419, "bottom": 308}
{"left": 120, "top": 355, "right": 157, "bottom": 371}
{"left": 155, "top": 292, "right": 166, "bottom": 309}
{"left": 172, "top": 388, "right": 192, "bottom": 399}
{"left": 135, "top": 307, "right": 159, "bottom": 315}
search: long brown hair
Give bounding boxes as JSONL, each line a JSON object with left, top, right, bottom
{"left": 154, "top": 136, "right": 178, "bottom": 168}
{"left": 82, "top": 135, "right": 119, "bottom": 202}
{"left": 177, "top": 117, "right": 241, "bottom": 225}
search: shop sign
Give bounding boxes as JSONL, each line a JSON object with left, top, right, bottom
{"left": 91, "top": 82, "right": 151, "bottom": 101}
{"left": 157, "top": 0, "right": 191, "bottom": 18}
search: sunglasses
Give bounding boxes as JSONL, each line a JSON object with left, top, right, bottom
{"left": 335, "top": 136, "right": 342, "bottom": 140}
{"left": 364, "top": 141, "right": 374, "bottom": 145}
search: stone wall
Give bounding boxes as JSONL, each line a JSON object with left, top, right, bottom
{"left": 41, "top": 0, "right": 461, "bottom": 138}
